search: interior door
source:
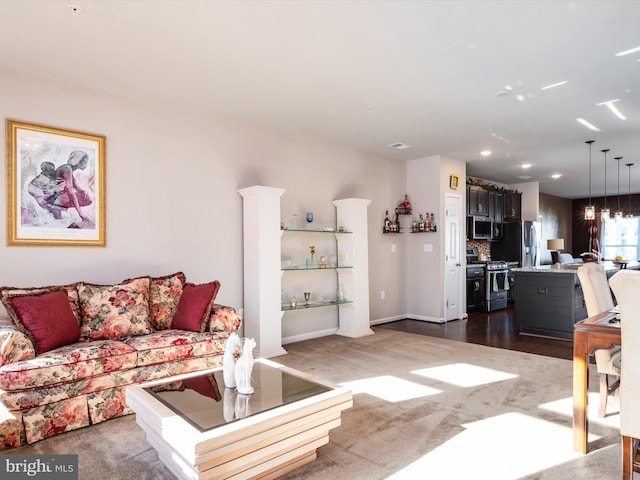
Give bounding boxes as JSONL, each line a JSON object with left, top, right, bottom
{"left": 445, "top": 193, "right": 464, "bottom": 320}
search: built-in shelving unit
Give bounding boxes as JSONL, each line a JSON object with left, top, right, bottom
{"left": 239, "top": 186, "right": 372, "bottom": 358}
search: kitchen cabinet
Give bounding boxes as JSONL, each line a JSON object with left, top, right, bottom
{"left": 490, "top": 191, "right": 504, "bottom": 224}
{"left": 513, "top": 269, "right": 587, "bottom": 339}
{"left": 504, "top": 192, "right": 522, "bottom": 220}
{"left": 467, "top": 186, "right": 489, "bottom": 217}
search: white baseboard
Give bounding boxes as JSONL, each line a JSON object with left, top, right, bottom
{"left": 370, "top": 314, "right": 406, "bottom": 326}
{"left": 283, "top": 327, "right": 338, "bottom": 345}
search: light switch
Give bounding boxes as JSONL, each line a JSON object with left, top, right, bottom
{"left": 424, "top": 244, "right": 433, "bottom": 252}
{"left": 391, "top": 244, "right": 397, "bottom": 253}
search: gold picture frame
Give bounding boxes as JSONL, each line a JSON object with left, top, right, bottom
{"left": 449, "top": 174, "right": 460, "bottom": 190}
{"left": 6, "top": 120, "right": 106, "bottom": 247}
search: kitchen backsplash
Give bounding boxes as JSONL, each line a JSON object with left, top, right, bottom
{"left": 466, "top": 240, "right": 491, "bottom": 260}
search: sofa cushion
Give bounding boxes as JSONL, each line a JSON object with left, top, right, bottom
{"left": 208, "top": 304, "right": 242, "bottom": 334}
{"left": 77, "top": 277, "right": 154, "bottom": 341}
{"left": 0, "top": 340, "right": 137, "bottom": 391}
{"left": 171, "top": 281, "right": 220, "bottom": 332}
{"left": 8, "top": 290, "right": 80, "bottom": 354}
{"left": 125, "top": 328, "right": 226, "bottom": 367}
{"left": 1, "top": 283, "right": 82, "bottom": 322}
{"left": 149, "top": 272, "right": 186, "bottom": 331}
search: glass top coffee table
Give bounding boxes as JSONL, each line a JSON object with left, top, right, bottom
{"left": 126, "top": 358, "right": 353, "bottom": 480}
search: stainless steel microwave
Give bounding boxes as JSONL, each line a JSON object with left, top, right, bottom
{"left": 468, "top": 216, "right": 493, "bottom": 240}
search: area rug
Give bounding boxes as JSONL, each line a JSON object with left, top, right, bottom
{"left": 2, "top": 328, "right": 621, "bottom": 479}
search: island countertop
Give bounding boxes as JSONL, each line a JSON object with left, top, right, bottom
{"left": 513, "top": 261, "right": 639, "bottom": 274}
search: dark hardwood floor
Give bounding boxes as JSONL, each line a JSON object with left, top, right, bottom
{"left": 377, "top": 304, "right": 574, "bottom": 360}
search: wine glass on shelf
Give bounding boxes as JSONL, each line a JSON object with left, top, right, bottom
{"left": 306, "top": 212, "right": 314, "bottom": 227}
{"left": 304, "top": 292, "right": 311, "bottom": 306}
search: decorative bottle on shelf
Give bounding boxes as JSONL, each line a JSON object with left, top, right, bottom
{"left": 412, "top": 216, "right": 418, "bottom": 233}
{"left": 395, "top": 213, "right": 400, "bottom": 233}
{"left": 419, "top": 214, "right": 425, "bottom": 231}
{"left": 383, "top": 210, "right": 390, "bottom": 233}
{"left": 337, "top": 284, "right": 346, "bottom": 302}
{"left": 402, "top": 194, "right": 411, "bottom": 214}
{"left": 424, "top": 213, "right": 431, "bottom": 231}
{"left": 431, "top": 213, "right": 437, "bottom": 232}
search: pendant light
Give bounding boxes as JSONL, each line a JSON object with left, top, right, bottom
{"left": 584, "top": 140, "right": 595, "bottom": 220}
{"left": 614, "top": 156, "right": 624, "bottom": 220}
{"left": 626, "top": 163, "right": 634, "bottom": 218}
{"left": 601, "top": 149, "right": 610, "bottom": 221}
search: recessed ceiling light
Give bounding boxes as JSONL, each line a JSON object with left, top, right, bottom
{"left": 521, "top": 163, "right": 532, "bottom": 169}
{"left": 597, "top": 99, "right": 627, "bottom": 120}
{"left": 480, "top": 150, "right": 492, "bottom": 157}
{"left": 576, "top": 118, "right": 601, "bottom": 132}
{"left": 552, "top": 173, "right": 562, "bottom": 179}
{"left": 516, "top": 175, "right": 532, "bottom": 180}
{"left": 387, "top": 142, "right": 411, "bottom": 150}
{"left": 541, "top": 81, "right": 568, "bottom": 90}
{"left": 614, "top": 45, "right": 640, "bottom": 57}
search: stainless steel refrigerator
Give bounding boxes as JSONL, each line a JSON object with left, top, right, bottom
{"left": 490, "top": 220, "right": 541, "bottom": 267}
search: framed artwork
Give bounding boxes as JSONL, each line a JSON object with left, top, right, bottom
{"left": 449, "top": 174, "right": 460, "bottom": 190}
{"left": 6, "top": 120, "right": 106, "bottom": 247}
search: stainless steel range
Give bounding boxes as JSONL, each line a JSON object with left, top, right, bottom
{"left": 466, "top": 248, "right": 510, "bottom": 312}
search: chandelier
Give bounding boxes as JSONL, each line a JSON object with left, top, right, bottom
{"left": 584, "top": 140, "right": 595, "bottom": 220}
{"left": 600, "top": 149, "right": 610, "bottom": 221}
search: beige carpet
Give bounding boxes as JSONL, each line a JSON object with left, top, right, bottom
{"left": 2, "top": 328, "right": 621, "bottom": 479}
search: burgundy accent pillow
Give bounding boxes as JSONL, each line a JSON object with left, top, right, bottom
{"left": 9, "top": 289, "right": 81, "bottom": 354}
{"left": 171, "top": 281, "right": 221, "bottom": 332}
{"left": 182, "top": 374, "right": 222, "bottom": 400}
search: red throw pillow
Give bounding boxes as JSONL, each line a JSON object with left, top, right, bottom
{"left": 9, "top": 289, "right": 81, "bottom": 354}
{"left": 171, "top": 281, "right": 221, "bottom": 332}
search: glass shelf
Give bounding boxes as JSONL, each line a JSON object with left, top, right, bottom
{"left": 281, "top": 228, "right": 352, "bottom": 234}
{"left": 281, "top": 299, "right": 353, "bottom": 311}
{"left": 281, "top": 266, "right": 353, "bottom": 271}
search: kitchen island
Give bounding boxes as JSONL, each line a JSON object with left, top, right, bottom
{"left": 512, "top": 262, "right": 636, "bottom": 339}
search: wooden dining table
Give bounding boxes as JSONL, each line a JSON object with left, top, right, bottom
{"left": 573, "top": 310, "right": 621, "bottom": 453}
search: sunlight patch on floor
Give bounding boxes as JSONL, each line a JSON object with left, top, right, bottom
{"left": 411, "top": 363, "right": 518, "bottom": 387}
{"left": 539, "top": 392, "right": 620, "bottom": 430}
{"left": 386, "top": 412, "right": 585, "bottom": 480}
{"left": 340, "top": 375, "right": 442, "bottom": 402}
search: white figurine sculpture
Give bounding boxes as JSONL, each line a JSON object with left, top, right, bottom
{"left": 223, "top": 333, "right": 241, "bottom": 389}
{"left": 234, "top": 337, "right": 256, "bottom": 395}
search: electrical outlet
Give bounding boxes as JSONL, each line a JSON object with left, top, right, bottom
{"left": 380, "top": 290, "right": 385, "bottom": 299}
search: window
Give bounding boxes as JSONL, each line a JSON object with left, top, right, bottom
{"left": 601, "top": 216, "right": 640, "bottom": 260}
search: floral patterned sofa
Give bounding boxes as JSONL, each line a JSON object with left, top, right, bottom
{"left": 0, "top": 272, "right": 241, "bottom": 448}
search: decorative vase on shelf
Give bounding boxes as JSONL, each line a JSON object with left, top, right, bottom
{"left": 306, "top": 212, "right": 314, "bottom": 227}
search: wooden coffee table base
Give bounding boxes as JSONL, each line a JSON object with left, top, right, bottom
{"left": 126, "top": 360, "right": 353, "bottom": 480}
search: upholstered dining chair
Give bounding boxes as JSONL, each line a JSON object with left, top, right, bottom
{"left": 577, "top": 262, "right": 621, "bottom": 417}
{"left": 609, "top": 270, "right": 640, "bottom": 479}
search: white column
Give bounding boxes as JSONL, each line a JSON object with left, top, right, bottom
{"left": 333, "top": 198, "right": 373, "bottom": 338}
{"left": 238, "top": 186, "right": 287, "bottom": 358}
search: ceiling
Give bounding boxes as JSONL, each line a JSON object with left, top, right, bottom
{"left": 1, "top": 0, "right": 639, "bottom": 199}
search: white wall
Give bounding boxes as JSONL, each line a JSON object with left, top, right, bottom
{"left": 405, "top": 154, "right": 466, "bottom": 321}
{"left": 0, "top": 70, "right": 412, "bottom": 327}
